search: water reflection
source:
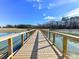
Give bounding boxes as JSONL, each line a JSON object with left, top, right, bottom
{"left": 52, "top": 34, "right": 79, "bottom": 59}
{"left": 0, "top": 32, "right": 27, "bottom": 59}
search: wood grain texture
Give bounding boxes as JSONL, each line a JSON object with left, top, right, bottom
{"left": 13, "top": 30, "right": 60, "bottom": 59}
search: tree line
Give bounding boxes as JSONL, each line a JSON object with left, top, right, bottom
{"left": 1, "top": 24, "right": 37, "bottom": 28}
{"left": 0, "top": 16, "right": 79, "bottom": 29}
{"left": 39, "top": 16, "right": 79, "bottom": 29}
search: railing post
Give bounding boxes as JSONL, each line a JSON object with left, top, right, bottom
{"left": 21, "top": 34, "right": 24, "bottom": 46}
{"left": 27, "top": 33, "right": 29, "bottom": 38}
{"left": 53, "top": 32, "right": 55, "bottom": 45}
{"left": 63, "top": 35, "right": 67, "bottom": 58}
{"left": 8, "top": 38, "right": 13, "bottom": 59}
{"left": 26, "top": 33, "right": 28, "bottom": 38}
{"left": 29, "top": 32, "right": 30, "bottom": 37}
{"left": 48, "top": 29, "right": 50, "bottom": 40}
{"left": 26, "top": 33, "right": 29, "bottom": 39}
{"left": 26, "top": 33, "right": 28, "bottom": 39}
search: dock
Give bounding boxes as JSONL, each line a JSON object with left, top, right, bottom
{"left": 13, "top": 30, "right": 60, "bottom": 59}
{"left": 1, "top": 29, "right": 76, "bottom": 59}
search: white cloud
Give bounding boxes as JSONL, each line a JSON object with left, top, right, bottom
{"left": 56, "top": 0, "right": 79, "bottom": 5}
{"left": 47, "top": 3, "right": 56, "bottom": 9}
{"left": 36, "top": 0, "right": 41, "bottom": 2}
{"left": 26, "top": 0, "right": 79, "bottom": 10}
{"left": 47, "top": 0, "right": 79, "bottom": 8}
{"left": 33, "top": 3, "right": 42, "bottom": 10}
{"left": 38, "top": 4, "right": 42, "bottom": 10}
{"left": 30, "top": 0, "right": 43, "bottom": 10}
{"left": 44, "top": 16, "right": 55, "bottom": 21}
{"left": 43, "top": 16, "right": 62, "bottom": 21}
{"left": 66, "top": 8, "right": 79, "bottom": 16}
{"left": 26, "top": 0, "right": 42, "bottom": 2}
{"left": 44, "top": 16, "right": 55, "bottom": 20}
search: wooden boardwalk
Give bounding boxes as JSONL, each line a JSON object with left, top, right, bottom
{"left": 13, "top": 30, "right": 62, "bottom": 59}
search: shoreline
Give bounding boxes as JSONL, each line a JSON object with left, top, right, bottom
{"left": 0, "top": 28, "right": 28, "bottom": 33}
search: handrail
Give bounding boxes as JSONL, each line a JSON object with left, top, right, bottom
{"left": 41, "top": 29, "right": 79, "bottom": 39}
{"left": 0, "top": 29, "right": 35, "bottom": 42}
{"left": 50, "top": 31, "right": 79, "bottom": 40}
{"left": 41, "top": 29, "right": 79, "bottom": 59}
{"left": 0, "top": 29, "right": 36, "bottom": 59}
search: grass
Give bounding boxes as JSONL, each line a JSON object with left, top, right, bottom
{"left": 0, "top": 28, "right": 28, "bottom": 33}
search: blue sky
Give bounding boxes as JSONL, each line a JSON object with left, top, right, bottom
{"left": 0, "top": 0, "right": 79, "bottom": 26}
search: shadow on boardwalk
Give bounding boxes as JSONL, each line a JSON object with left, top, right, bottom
{"left": 30, "top": 31, "right": 64, "bottom": 59}
{"left": 30, "top": 31, "right": 39, "bottom": 59}
{"left": 42, "top": 34, "right": 64, "bottom": 59}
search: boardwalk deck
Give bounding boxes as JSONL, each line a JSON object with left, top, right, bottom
{"left": 13, "top": 30, "right": 62, "bottom": 59}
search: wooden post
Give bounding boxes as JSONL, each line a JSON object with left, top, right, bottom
{"left": 8, "top": 38, "right": 13, "bottom": 59}
{"left": 27, "top": 33, "right": 29, "bottom": 38}
{"left": 53, "top": 33, "right": 55, "bottom": 45}
{"left": 49, "top": 32, "right": 50, "bottom": 40}
{"left": 26, "top": 33, "right": 28, "bottom": 39}
{"left": 26, "top": 33, "right": 28, "bottom": 38}
{"left": 63, "top": 35, "right": 67, "bottom": 58}
{"left": 21, "top": 34, "right": 24, "bottom": 46}
{"left": 29, "top": 32, "right": 30, "bottom": 37}
{"left": 48, "top": 29, "right": 50, "bottom": 40}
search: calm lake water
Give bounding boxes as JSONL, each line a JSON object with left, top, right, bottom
{"left": 50, "top": 30, "right": 79, "bottom": 59}
{"left": 0, "top": 32, "right": 27, "bottom": 59}
{"left": 0, "top": 30, "right": 79, "bottom": 59}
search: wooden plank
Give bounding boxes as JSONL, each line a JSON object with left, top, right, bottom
{"left": 38, "top": 31, "right": 58, "bottom": 59}
{"left": 13, "top": 31, "right": 37, "bottom": 59}
{"left": 13, "top": 30, "right": 60, "bottom": 59}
